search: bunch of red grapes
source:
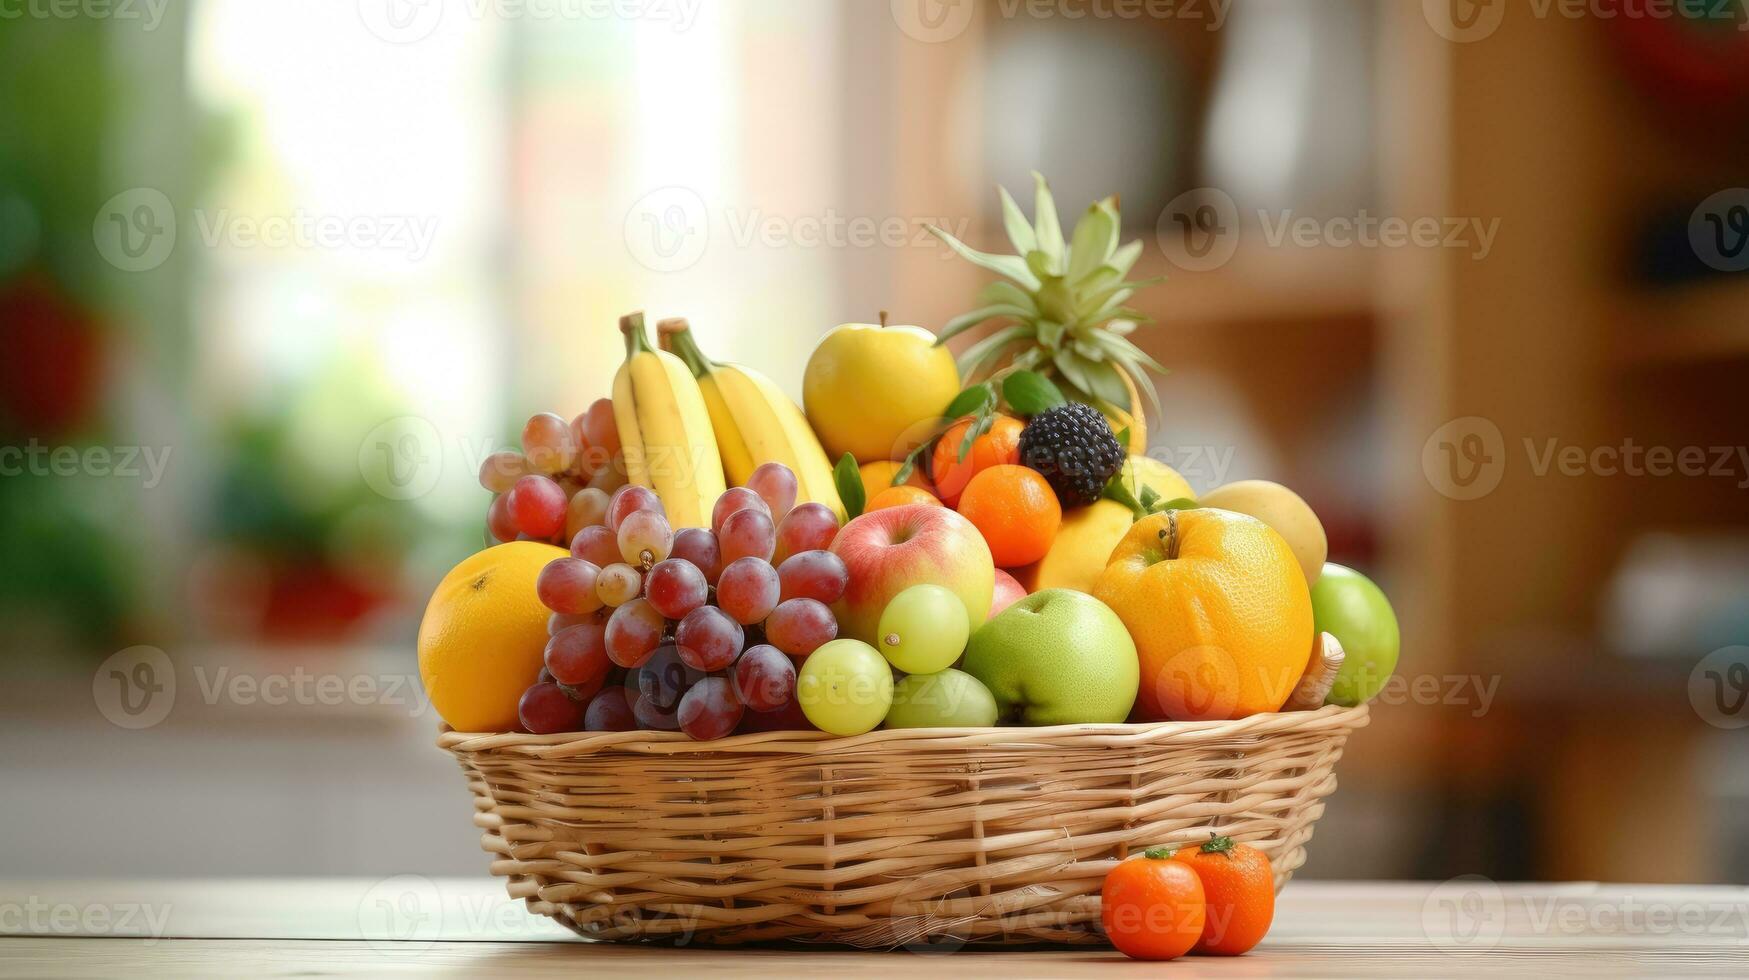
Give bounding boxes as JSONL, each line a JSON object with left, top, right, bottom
{"left": 516, "top": 461, "right": 848, "bottom": 741}
{"left": 478, "top": 399, "right": 630, "bottom": 547}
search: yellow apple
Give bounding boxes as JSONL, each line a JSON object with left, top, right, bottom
{"left": 804, "top": 321, "right": 960, "bottom": 463}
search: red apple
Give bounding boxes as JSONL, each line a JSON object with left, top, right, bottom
{"left": 829, "top": 504, "right": 994, "bottom": 643}
{"left": 990, "top": 568, "right": 1027, "bottom": 619}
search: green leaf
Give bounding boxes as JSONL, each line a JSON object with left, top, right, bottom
{"left": 956, "top": 324, "right": 1033, "bottom": 380}
{"left": 978, "top": 279, "right": 1037, "bottom": 313}
{"left": 942, "top": 383, "right": 995, "bottom": 420}
{"left": 1071, "top": 339, "right": 1107, "bottom": 362}
{"left": 1114, "top": 426, "right": 1132, "bottom": 448}
{"left": 1032, "top": 172, "right": 1065, "bottom": 271}
{"left": 1139, "top": 485, "right": 1162, "bottom": 510}
{"left": 927, "top": 225, "right": 1040, "bottom": 290}
{"left": 1077, "top": 355, "right": 1132, "bottom": 409}
{"left": 1025, "top": 251, "right": 1056, "bottom": 282}
{"left": 1102, "top": 467, "right": 1148, "bottom": 520}
{"left": 1072, "top": 264, "right": 1122, "bottom": 300}
{"left": 997, "top": 185, "right": 1036, "bottom": 255}
{"left": 1109, "top": 239, "right": 1144, "bottom": 277}
{"left": 935, "top": 304, "right": 1031, "bottom": 345}
{"left": 1001, "top": 370, "right": 1067, "bottom": 416}
{"left": 1086, "top": 331, "right": 1167, "bottom": 376}
{"left": 1156, "top": 497, "right": 1199, "bottom": 513}
{"left": 958, "top": 408, "right": 995, "bottom": 461}
{"left": 1036, "top": 319, "right": 1066, "bottom": 349}
{"left": 1067, "top": 200, "right": 1118, "bottom": 285}
{"left": 892, "top": 455, "right": 918, "bottom": 487}
{"left": 834, "top": 452, "right": 865, "bottom": 520}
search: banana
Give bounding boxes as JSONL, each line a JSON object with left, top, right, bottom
{"left": 658, "top": 318, "right": 844, "bottom": 519}
{"left": 611, "top": 312, "right": 726, "bottom": 529}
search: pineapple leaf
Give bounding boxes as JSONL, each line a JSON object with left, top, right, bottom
{"left": 1025, "top": 251, "right": 1056, "bottom": 282}
{"left": 935, "top": 304, "right": 1032, "bottom": 345}
{"left": 1073, "top": 264, "right": 1122, "bottom": 300}
{"left": 1036, "top": 319, "right": 1066, "bottom": 349}
{"left": 1031, "top": 172, "right": 1065, "bottom": 273}
{"left": 1109, "top": 240, "right": 1144, "bottom": 277}
{"left": 958, "top": 324, "right": 1033, "bottom": 379}
{"left": 1052, "top": 347, "right": 1092, "bottom": 399}
{"left": 1071, "top": 338, "right": 1107, "bottom": 362}
{"left": 978, "top": 280, "right": 1037, "bottom": 313}
{"left": 997, "top": 185, "right": 1037, "bottom": 255}
{"left": 927, "top": 225, "right": 1040, "bottom": 290}
{"left": 1087, "top": 331, "right": 1167, "bottom": 376}
{"left": 1113, "top": 357, "right": 1164, "bottom": 421}
{"left": 1106, "top": 319, "right": 1137, "bottom": 336}
{"left": 1067, "top": 200, "right": 1118, "bottom": 285}
{"left": 1077, "top": 355, "right": 1133, "bottom": 410}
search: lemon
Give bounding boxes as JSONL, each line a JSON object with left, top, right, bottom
{"left": 418, "top": 541, "right": 565, "bottom": 732}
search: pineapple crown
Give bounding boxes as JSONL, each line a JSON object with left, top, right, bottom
{"left": 928, "top": 173, "right": 1164, "bottom": 422}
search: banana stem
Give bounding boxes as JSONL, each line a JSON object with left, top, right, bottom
{"left": 657, "top": 318, "right": 716, "bottom": 379}
{"left": 620, "top": 311, "right": 654, "bottom": 358}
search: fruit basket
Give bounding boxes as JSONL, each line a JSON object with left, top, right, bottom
{"left": 438, "top": 703, "right": 1369, "bottom": 946}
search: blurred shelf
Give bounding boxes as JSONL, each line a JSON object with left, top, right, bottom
{"left": 1134, "top": 241, "right": 1381, "bottom": 327}
{"left": 1615, "top": 280, "right": 1749, "bottom": 369}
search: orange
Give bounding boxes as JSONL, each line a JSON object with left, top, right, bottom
{"left": 1093, "top": 509, "right": 1311, "bottom": 721}
{"left": 858, "top": 459, "right": 934, "bottom": 502}
{"left": 931, "top": 415, "right": 1023, "bottom": 508}
{"left": 867, "top": 485, "right": 941, "bottom": 511}
{"left": 417, "top": 540, "right": 565, "bottom": 731}
{"left": 1171, "top": 836, "right": 1275, "bottom": 955}
{"left": 1101, "top": 847, "right": 1207, "bottom": 961}
{"left": 956, "top": 465, "right": 1060, "bottom": 568}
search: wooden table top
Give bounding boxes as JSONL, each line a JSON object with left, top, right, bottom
{"left": 3, "top": 878, "right": 1747, "bottom": 977}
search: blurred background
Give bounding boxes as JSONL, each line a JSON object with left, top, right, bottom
{"left": 3, "top": 0, "right": 1748, "bottom": 886}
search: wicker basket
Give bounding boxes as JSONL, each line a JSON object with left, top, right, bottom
{"left": 438, "top": 703, "right": 1368, "bottom": 947}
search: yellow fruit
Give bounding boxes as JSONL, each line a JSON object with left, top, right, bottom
{"left": 417, "top": 541, "right": 565, "bottom": 732}
{"left": 659, "top": 319, "right": 843, "bottom": 518}
{"left": 1013, "top": 499, "right": 1133, "bottom": 594}
{"left": 612, "top": 312, "right": 727, "bottom": 529}
{"left": 857, "top": 460, "right": 934, "bottom": 502}
{"left": 1093, "top": 509, "right": 1311, "bottom": 721}
{"left": 803, "top": 320, "right": 960, "bottom": 463}
{"left": 1198, "top": 480, "right": 1327, "bottom": 585}
{"left": 1123, "top": 454, "right": 1194, "bottom": 504}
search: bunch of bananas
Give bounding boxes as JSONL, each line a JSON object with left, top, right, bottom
{"left": 611, "top": 312, "right": 841, "bottom": 528}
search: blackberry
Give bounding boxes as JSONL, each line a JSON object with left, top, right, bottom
{"left": 1017, "top": 403, "right": 1125, "bottom": 507}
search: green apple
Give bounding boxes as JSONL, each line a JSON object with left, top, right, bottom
{"left": 884, "top": 669, "right": 998, "bottom": 729}
{"left": 797, "top": 639, "right": 894, "bottom": 736}
{"left": 1311, "top": 563, "right": 1400, "bottom": 706}
{"left": 962, "top": 589, "right": 1139, "bottom": 725}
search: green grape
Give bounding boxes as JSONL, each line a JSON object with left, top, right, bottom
{"left": 796, "top": 639, "right": 892, "bottom": 736}
{"left": 876, "top": 584, "right": 970, "bottom": 674}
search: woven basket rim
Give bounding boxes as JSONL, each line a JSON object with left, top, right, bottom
{"left": 438, "top": 702, "right": 1370, "bottom": 757}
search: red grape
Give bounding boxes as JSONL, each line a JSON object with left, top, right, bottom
{"left": 508, "top": 475, "right": 567, "bottom": 539}
{"left": 747, "top": 462, "right": 799, "bottom": 522}
{"left": 607, "top": 485, "right": 664, "bottom": 532}
{"left": 645, "top": 559, "right": 708, "bottom": 620}
{"left": 570, "top": 525, "right": 620, "bottom": 567}
{"left": 617, "top": 508, "right": 673, "bottom": 567}
{"left": 670, "top": 527, "right": 722, "bottom": 584}
{"left": 519, "top": 682, "right": 585, "bottom": 734}
{"left": 486, "top": 493, "right": 519, "bottom": 543}
{"left": 569, "top": 412, "right": 595, "bottom": 475}
{"left": 678, "top": 676, "right": 743, "bottom": 741}
{"left": 556, "top": 671, "right": 606, "bottom": 704}
{"left": 584, "top": 687, "right": 636, "bottom": 731}
{"left": 604, "top": 598, "right": 665, "bottom": 668}
{"left": 479, "top": 450, "right": 527, "bottom": 493}
{"left": 544, "top": 622, "right": 610, "bottom": 687}
{"left": 716, "top": 557, "right": 780, "bottom": 625}
{"left": 596, "top": 563, "right": 643, "bottom": 607}
{"left": 774, "top": 502, "right": 840, "bottom": 563}
{"left": 536, "top": 558, "right": 603, "bottom": 614}
{"left": 777, "top": 550, "right": 848, "bottom": 605}
{"left": 765, "top": 598, "right": 838, "bottom": 656}
{"left": 538, "top": 666, "right": 555, "bottom": 684}
{"left": 632, "top": 691, "right": 681, "bottom": 731}
{"left": 675, "top": 605, "right": 744, "bottom": 671}
{"left": 731, "top": 644, "right": 797, "bottom": 712}
{"left": 548, "top": 610, "right": 600, "bottom": 636}
{"left": 637, "top": 645, "right": 701, "bottom": 710}
{"left": 720, "top": 507, "right": 776, "bottom": 564}
{"left": 735, "top": 694, "right": 812, "bottom": 733}
{"left": 566, "top": 487, "right": 610, "bottom": 541}
{"left": 712, "top": 487, "right": 769, "bottom": 533}
{"left": 522, "top": 412, "right": 575, "bottom": 475}
{"left": 582, "top": 398, "right": 620, "bottom": 456}
{"left": 586, "top": 453, "right": 629, "bottom": 493}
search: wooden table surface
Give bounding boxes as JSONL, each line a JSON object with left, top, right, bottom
{"left": 3, "top": 878, "right": 1747, "bottom": 977}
